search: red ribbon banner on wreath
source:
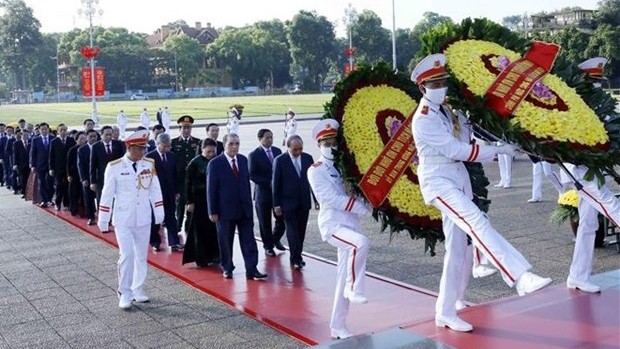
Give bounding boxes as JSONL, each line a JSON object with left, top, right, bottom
{"left": 358, "top": 112, "right": 416, "bottom": 207}
{"left": 485, "top": 41, "right": 560, "bottom": 117}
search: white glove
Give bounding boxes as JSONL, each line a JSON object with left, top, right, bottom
{"left": 97, "top": 221, "right": 108, "bottom": 232}
{"left": 497, "top": 144, "right": 521, "bottom": 157}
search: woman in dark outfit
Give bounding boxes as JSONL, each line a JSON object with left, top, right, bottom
{"left": 182, "top": 138, "right": 220, "bottom": 267}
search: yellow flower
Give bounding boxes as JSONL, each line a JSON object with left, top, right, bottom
{"left": 558, "top": 190, "right": 579, "bottom": 208}
{"left": 444, "top": 40, "right": 609, "bottom": 147}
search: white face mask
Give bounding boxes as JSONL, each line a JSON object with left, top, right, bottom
{"left": 320, "top": 145, "right": 336, "bottom": 160}
{"left": 592, "top": 82, "right": 602, "bottom": 89}
{"left": 425, "top": 86, "right": 448, "bottom": 104}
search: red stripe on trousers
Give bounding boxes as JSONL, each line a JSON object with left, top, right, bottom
{"left": 332, "top": 234, "right": 359, "bottom": 292}
{"left": 436, "top": 196, "right": 516, "bottom": 283}
{"left": 581, "top": 188, "right": 620, "bottom": 227}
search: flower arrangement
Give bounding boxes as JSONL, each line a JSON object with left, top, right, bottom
{"left": 550, "top": 190, "right": 579, "bottom": 225}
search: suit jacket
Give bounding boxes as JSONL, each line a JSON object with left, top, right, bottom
{"left": 49, "top": 136, "right": 76, "bottom": 176}
{"left": 207, "top": 154, "right": 253, "bottom": 220}
{"left": 145, "top": 150, "right": 178, "bottom": 203}
{"left": 5, "top": 137, "right": 16, "bottom": 168}
{"left": 0, "top": 135, "right": 7, "bottom": 160}
{"left": 77, "top": 144, "right": 93, "bottom": 183}
{"left": 12, "top": 139, "right": 30, "bottom": 173}
{"left": 171, "top": 135, "right": 201, "bottom": 191}
{"left": 215, "top": 140, "right": 224, "bottom": 155}
{"left": 29, "top": 134, "right": 55, "bottom": 171}
{"left": 66, "top": 144, "right": 80, "bottom": 180}
{"left": 147, "top": 139, "right": 156, "bottom": 153}
{"left": 272, "top": 152, "right": 314, "bottom": 212}
{"left": 90, "top": 140, "right": 125, "bottom": 187}
{"left": 248, "top": 146, "right": 282, "bottom": 204}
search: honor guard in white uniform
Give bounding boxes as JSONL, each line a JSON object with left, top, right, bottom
{"left": 283, "top": 108, "right": 298, "bottom": 145}
{"left": 559, "top": 57, "right": 619, "bottom": 294}
{"left": 97, "top": 129, "right": 164, "bottom": 310}
{"left": 411, "top": 54, "right": 552, "bottom": 332}
{"left": 307, "top": 119, "right": 371, "bottom": 340}
{"left": 227, "top": 107, "right": 241, "bottom": 136}
{"left": 140, "top": 108, "right": 150, "bottom": 130}
{"left": 116, "top": 110, "right": 127, "bottom": 140}
{"left": 161, "top": 106, "right": 171, "bottom": 133}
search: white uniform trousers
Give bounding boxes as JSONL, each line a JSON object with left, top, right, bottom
{"left": 531, "top": 162, "right": 562, "bottom": 200}
{"left": 118, "top": 125, "right": 126, "bottom": 140}
{"left": 569, "top": 181, "right": 620, "bottom": 282}
{"left": 326, "top": 227, "right": 369, "bottom": 331}
{"left": 438, "top": 216, "right": 473, "bottom": 317}
{"left": 115, "top": 224, "right": 151, "bottom": 298}
{"left": 497, "top": 154, "right": 513, "bottom": 187}
{"left": 431, "top": 188, "right": 531, "bottom": 287}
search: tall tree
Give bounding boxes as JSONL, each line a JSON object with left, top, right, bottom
{"left": 206, "top": 27, "right": 258, "bottom": 89}
{"left": 251, "top": 20, "right": 292, "bottom": 88}
{"left": 394, "top": 28, "right": 416, "bottom": 72}
{"left": 287, "top": 10, "right": 336, "bottom": 91}
{"left": 408, "top": 12, "right": 453, "bottom": 65}
{"left": 594, "top": 0, "right": 620, "bottom": 27}
{"left": 0, "top": 0, "right": 43, "bottom": 90}
{"left": 586, "top": 24, "right": 620, "bottom": 85}
{"left": 350, "top": 10, "right": 391, "bottom": 65}
{"left": 162, "top": 33, "right": 205, "bottom": 90}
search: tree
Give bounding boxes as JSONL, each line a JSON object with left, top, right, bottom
{"left": 594, "top": 0, "right": 620, "bottom": 27}
{"left": 586, "top": 24, "right": 620, "bottom": 86}
{"left": 162, "top": 33, "right": 205, "bottom": 90}
{"left": 206, "top": 27, "right": 257, "bottom": 88}
{"left": 0, "top": 0, "right": 43, "bottom": 90}
{"left": 28, "top": 34, "right": 58, "bottom": 93}
{"left": 408, "top": 12, "right": 453, "bottom": 66}
{"left": 251, "top": 20, "right": 292, "bottom": 88}
{"left": 287, "top": 10, "right": 337, "bottom": 91}
{"left": 350, "top": 10, "right": 391, "bottom": 65}
{"left": 394, "top": 28, "right": 416, "bottom": 72}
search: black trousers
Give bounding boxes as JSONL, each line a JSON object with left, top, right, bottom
{"left": 255, "top": 201, "right": 285, "bottom": 250}
{"left": 283, "top": 209, "right": 310, "bottom": 264}
{"left": 68, "top": 179, "right": 83, "bottom": 216}
{"left": 36, "top": 169, "right": 54, "bottom": 203}
{"left": 54, "top": 174, "right": 70, "bottom": 208}
{"left": 81, "top": 185, "right": 96, "bottom": 219}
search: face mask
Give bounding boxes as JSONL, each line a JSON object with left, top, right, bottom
{"left": 320, "top": 145, "right": 336, "bottom": 160}
{"left": 425, "top": 86, "right": 448, "bottom": 104}
{"left": 592, "top": 82, "right": 602, "bottom": 89}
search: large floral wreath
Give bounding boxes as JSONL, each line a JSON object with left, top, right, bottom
{"left": 419, "top": 18, "right": 619, "bottom": 177}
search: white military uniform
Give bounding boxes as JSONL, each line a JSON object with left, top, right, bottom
{"left": 227, "top": 115, "right": 240, "bottom": 136}
{"left": 307, "top": 120, "right": 371, "bottom": 336}
{"left": 140, "top": 109, "right": 150, "bottom": 129}
{"left": 496, "top": 154, "right": 513, "bottom": 188}
{"left": 560, "top": 164, "right": 620, "bottom": 284}
{"left": 530, "top": 161, "right": 562, "bottom": 201}
{"left": 284, "top": 114, "right": 297, "bottom": 140}
{"left": 116, "top": 111, "right": 127, "bottom": 140}
{"left": 98, "top": 146, "right": 164, "bottom": 303}
{"left": 412, "top": 95, "right": 533, "bottom": 318}
{"left": 161, "top": 107, "right": 171, "bottom": 133}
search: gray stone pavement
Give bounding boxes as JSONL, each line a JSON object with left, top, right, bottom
{"left": 1, "top": 114, "right": 618, "bottom": 348}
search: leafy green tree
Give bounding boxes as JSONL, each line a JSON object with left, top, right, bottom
{"left": 594, "top": 0, "right": 620, "bottom": 27}
{"left": 28, "top": 34, "right": 58, "bottom": 93}
{"left": 287, "top": 10, "right": 337, "bottom": 91}
{"left": 586, "top": 24, "right": 620, "bottom": 86}
{"left": 250, "top": 20, "right": 292, "bottom": 88}
{"left": 0, "top": 0, "right": 43, "bottom": 90}
{"left": 162, "top": 33, "right": 205, "bottom": 90}
{"left": 351, "top": 10, "right": 391, "bottom": 65}
{"left": 394, "top": 28, "right": 416, "bottom": 72}
{"left": 408, "top": 12, "right": 453, "bottom": 67}
{"left": 206, "top": 27, "right": 258, "bottom": 88}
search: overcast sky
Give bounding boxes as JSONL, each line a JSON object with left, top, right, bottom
{"left": 21, "top": 0, "right": 600, "bottom": 37}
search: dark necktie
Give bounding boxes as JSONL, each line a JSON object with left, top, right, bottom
{"left": 266, "top": 148, "right": 273, "bottom": 163}
{"left": 132, "top": 162, "right": 137, "bottom": 173}
{"left": 106, "top": 143, "right": 111, "bottom": 155}
{"left": 231, "top": 158, "right": 239, "bottom": 177}
{"left": 43, "top": 137, "right": 48, "bottom": 147}
{"left": 294, "top": 157, "right": 301, "bottom": 177}
{"left": 162, "top": 153, "right": 167, "bottom": 163}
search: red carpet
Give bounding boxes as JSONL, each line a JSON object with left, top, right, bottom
{"left": 43, "top": 208, "right": 438, "bottom": 345}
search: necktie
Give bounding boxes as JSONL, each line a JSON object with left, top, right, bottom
{"left": 293, "top": 157, "right": 301, "bottom": 177}
{"left": 43, "top": 137, "right": 47, "bottom": 147}
{"left": 231, "top": 158, "right": 239, "bottom": 177}
{"left": 162, "top": 153, "right": 167, "bottom": 163}
{"left": 106, "top": 143, "right": 111, "bottom": 154}
{"left": 266, "top": 148, "right": 273, "bottom": 163}
{"left": 132, "top": 162, "right": 137, "bottom": 173}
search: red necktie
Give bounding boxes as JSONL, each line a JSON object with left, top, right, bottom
{"left": 231, "top": 158, "right": 239, "bottom": 177}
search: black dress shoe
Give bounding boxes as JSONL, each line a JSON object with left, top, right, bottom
{"left": 274, "top": 241, "right": 286, "bottom": 251}
{"left": 87, "top": 219, "right": 95, "bottom": 226}
{"left": 246, "top": 271, "right": 268, "bottom": 280}
{"left": 264, "top": 248, "right": 276, "bottom": 257}
{"left": 152, "top": 245, "right": 161, "bottom": 252}
{"left": 291, "top": 263, "right": 303, "bottom": 270}
{"left": 39, "top": 202, "right": 48, "bottom": 208}
{"left": 223, "top": 271, "right": 233, "bottom": 279}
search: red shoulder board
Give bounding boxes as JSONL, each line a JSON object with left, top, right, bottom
{"left": 421, "top": 105, "right": 429, "bottom": 115}
{"left": 311, "top": 162, "right": 322, "bottom": 167}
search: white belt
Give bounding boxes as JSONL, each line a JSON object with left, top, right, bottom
{"left": 419, "top": 156, "right": 458, "bottom": 164}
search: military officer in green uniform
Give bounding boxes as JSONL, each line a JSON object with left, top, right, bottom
{"left": 171, "top": 115, "right": 201, "bottom": 233}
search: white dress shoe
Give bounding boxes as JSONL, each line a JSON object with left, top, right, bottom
{"left": 455, "top": 300, "right": 467, "bottom": 311}
{"left": 118, "top": 295, "right": 132, "bottom": 310}
{"left": 330, "top": 328, "right": 352, "bottom": 339}
{"left": 472, "top": 264, "right": 497, "bottom": 278}
{"left": 133, "top": 294, "right": 150, "bottom": 303}
{"left": 493, "top": 182, "right": 504, "bottom": 188}
{"left": 502, "top": 184, "right": 512, "bottom": 189}
{"left": 516, "top": 271, "right": 552, "bottom": 296}
{"left": 343, "top": 290, "right": 368, "bottom": 304}
{"left": 566, "top": 278, "right": 601, "bottom": 293}
{"left": 527, "top": 198, "right": 541, "bottom": 203}
{"left": 435, "top": 315, "right": 473, "bottom": 332}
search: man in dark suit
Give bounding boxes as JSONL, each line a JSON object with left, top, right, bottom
{"left": 3, "top": 126, "right": 16, "bottom": 192}
{"left": 29, "top": 122, "right": 55, "bottom": 207}
{"left": 272, "top": 135, "right": 315, "bottom": 269}
{"left": 171, "top": 115, "right": 201, "bottom": 233}
{"left": 205, "top": 123, "right": 224, "bottom": 155}
{"left": 147, "top": 125, "right": 165, "bottom": 153}
{"left": 49, "top": 123, "right": 76, "bottom": 211}
{"left": 0, "top": 123, "right": 5, "bottom": 186}
{"left": 207, "top": 133, "right": 267, "bottom": 281}
{"left": 67, "top": 132, "right": 86, "bottom": 217}
{"left": 248, "top": 129, "right": 285, "bottom": 257}
{"left": 146, "top": 133, "right": 181, "bottom": 251}
{"left": 78, "top": 130, "right": 99, "bottom": 225}
{"left": 89, "top": 125, "right": 125, "bottom": 205}
{"left": 12, "top": 129, "right": 30, "bottom": 196}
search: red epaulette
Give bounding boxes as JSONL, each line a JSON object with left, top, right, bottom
{"left": 311, "top": 162, "right": 322, "bottom": 167}
{"left": 421, "top": 105, "right": 429, "bottom": 115}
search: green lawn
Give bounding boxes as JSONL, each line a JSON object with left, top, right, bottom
{"left": 0, "top": 94, "right": 333, "bottom": 127}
